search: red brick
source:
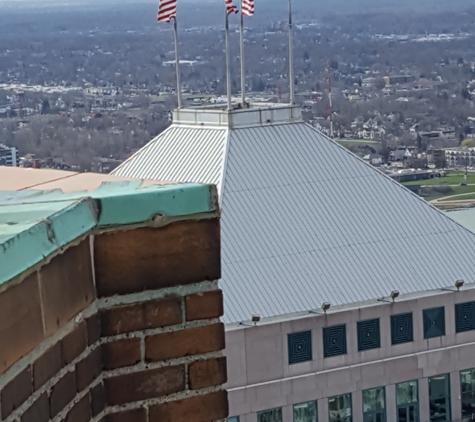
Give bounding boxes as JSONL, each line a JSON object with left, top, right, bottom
{"left": 61, "top": 321, "right": 87, "bottom": 366}
{"left": 95, "top": 219, "right": 221, "bottom": 297}
{"left": 50, "top": 371, "right": 77, "bottom": 418}
{"left": 90, "top": 383, "right": 106, "bottom": 417}
{"left": 76, "top": 347, "right": 102, "bottom": 392}
{"left": 106, "top": 408, "right": 147, "bottom": 422}
{"left": 1, "top": 366, "right": 33, "bottom": 419}
{"left": 102, "top": 338, "right": 141, "bottom": 370}
{"left": 186, "top": 290, "right": 224, "bottom": 321}
{"left": 40, "top": 241, "right": 95, "bottom": 337}
{"left": 100, "top": 297, "right": 182, "bottom": 336}
{"left": 86, "top": 314, "right": 101, "bottom": 346}
{"left": 189, "top": 357, "right": 227, "bottom": 390}
{"left": 65, "top": 394, "right": 91, "bottom": 422}
{"left": 33, "top": 342, "right": 62, "bottom": 391}
{"left": 0, "top": 273, "right": 44, "bottom": 376}
{"left": 145, "top": 323, "right": 225, "bottom": 362}
{"left": 104, "top": 365, "right": 185, "bottom": 406}
{"left": 21, "top": 393, "right": 49, "bottom": 422}
{"left": 149, "top": 390, "right": 228, "bottom": 422}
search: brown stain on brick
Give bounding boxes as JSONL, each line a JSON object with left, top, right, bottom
{"left": 94, "top": 219, "right": 221, "bottom": 297}
{"left": 189, "top": 356, "right": 227, "bottom": 390}
{"left": 50, "top": 371, "right": 77, "bottom": 418}
{"left": 0, "top": 273, "right": 44, "bottom": 376}
{"left": 100, "top": 297, "right": 182, "bottom": 336}
{"left": 90, "top": 382, "right": 106, "bottom": 417}
{"left": 21, "top": 393, "right": 49, "bottom": 422}
{"left": 86, "top": 314, "right": 101, "bottom": 346}
{"left": 76, "top": 347, "right": 102, "bottom": 392}
{"left": 40, "top": 241, "right": 95, "bottom": 337}
{"left": 185, "top": 290, "right": 224, "bottom": 321}
{"left": 149, "top": 390, "right": 229, "bottom": 422}
{"left": 102, "top": 338, "right": 141, "bottom": 370}
{"left": 105, "top": 408, "right": 147, "bottom": 422}
{"left": 1, "top": 366, "right": 33, "bottom": 419}
{"left": 61, "top": 321, "right": 87, "bottom": 366}
{"left": 65, "top": 393, "right": 91, "bottom": 422}
{"left": 33, "top": 342, "right": 62, "bottom": 391}
{"left": 104, "top": 365, "right": 185, "bottom": 406}
{"left": 145, "top": 323, "right": 225, "bottom": 362}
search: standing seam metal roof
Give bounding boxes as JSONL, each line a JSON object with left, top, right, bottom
{"left": 111, "top": 114, "right": 475, "bottom": 324}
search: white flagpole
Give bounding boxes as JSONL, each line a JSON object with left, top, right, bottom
{"left": 288, "top": 0, "right": 295, "bottom": 105}
{"left": 239, "top": 0, "right": 246, "bottom": 106}
{"left": 173, "top": 18, "right": 183, "bottom": 109}
{"left": 225, "top": 11, "right": 232, "bottom": 110}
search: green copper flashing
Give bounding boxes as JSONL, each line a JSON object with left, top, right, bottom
{"left": 0, "top": 198, "right": 98, "bottom": 286}
{"left": 0, "top": 181, "right": 218, "bottom": 286}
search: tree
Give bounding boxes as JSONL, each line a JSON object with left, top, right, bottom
{"left": 461, "top": 139, "right": 475, "bottom": 148}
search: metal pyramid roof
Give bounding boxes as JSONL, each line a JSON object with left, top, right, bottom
{"left": 113, "top": 105, "right": 475, "bottom": 324}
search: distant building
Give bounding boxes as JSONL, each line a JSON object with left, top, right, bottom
{"left": 383, "top": 75, "right": 416, "bottom": 86}
{"left": 0, "top": 143, "right": 18, "bottom": 167}
{"left": 444, "top": 147, "right": 475, "bottom": 167}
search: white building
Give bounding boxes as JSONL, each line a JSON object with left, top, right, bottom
{"left": 112, "top": 104, "right": 475, "bottom": 422}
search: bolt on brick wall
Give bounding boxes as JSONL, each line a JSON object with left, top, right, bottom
{"left": 0, "top": 217, "right": 228, "bottom": 422}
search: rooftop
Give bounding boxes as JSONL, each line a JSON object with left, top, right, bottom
{"left": 113, "top": 104, "right": 475, "bottom": 324}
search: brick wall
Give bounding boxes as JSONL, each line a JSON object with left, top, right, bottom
{"left": 0, "top": 218, "right": 228, "bottom": 422}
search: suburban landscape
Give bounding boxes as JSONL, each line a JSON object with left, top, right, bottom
{"left": 1, "top": 0, "right": 475, "bottom": 204}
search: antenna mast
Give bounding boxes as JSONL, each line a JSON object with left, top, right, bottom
{"left": 328, "top": 62, "right": 334, "bottom": 138}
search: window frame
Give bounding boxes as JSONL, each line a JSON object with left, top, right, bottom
{"left": 288, "top": 330, "right": 313, "bottom": 365}
{"left": 257, "top": 407, "right": 283, "bottom": 422}
{"left": 362, "top": 386, "right": 386, "bottom": 422}
{"left": 357, "top": 318, "right": 381, "bottom": 351}
{"left": 323, "top": 324, "right": 347, "bottom": 358}
{"left": 428, "top": 374, "right": 451, "bottom": 422}
{"left": 328, "top": 393, "right": 352, "bottom": 422}
{"left": 391, "top": 312, "right": 414, "bottom": 345}
{"left": 396, "top": 380, "right": 419, "bottom": 422}
{"left": 460, "top": 368, "right": 475, "bottom": 419}
{"left": 293, "top": 400, "right": 318, "bottom": 422}
{"left": 423, "top": 307, "right": 445, "bottom": 339}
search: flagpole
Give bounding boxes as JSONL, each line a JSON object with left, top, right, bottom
{"left": 288, "top": 0, "right": 295, "bottom": 105}
{"left": 239, "top": 0, "right": 246, "bottom": 106}
{"left": 225, "top": 11, "right": 232, "bottom": 110}
{"left": 173, "top": 18, "right": 183, "bottom": 109}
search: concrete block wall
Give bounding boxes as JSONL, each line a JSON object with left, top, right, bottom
{"left": 0, "top": 218, "right": 228, "bottom": 422}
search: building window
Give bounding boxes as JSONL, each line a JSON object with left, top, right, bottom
{"left": 323, "top": 325, "right": 347, "bottom": 358}
{"left": 363, "top": 387, "right": 386, "bottom": 422}
{"left": 228, "top": 418, "right": 240, "bottom": 422}
{"left": 455, "top": 302, "right": 475, "bottom": 333}
{"left": 357, "top": 319, "right": 381, "bottom": 351}
{"left": 288, "top": 331, "right": 312, "bottom": 364}
{"left": 428, "top": 374, "right": 451, "bottom": 422}
{"left": 329, "top": 393, "right": 352, "bottom": 422}
{"left": 391, "top": 313, "right": 413, "bottom": 345}
{"left": 423, "top": 307, "right": 445, "bottom": 339}
{"left": 461, "top": 368, "right": 475, "bottom": 419}
{"left": 396, "top": 380, "right": 419, "bottom": 422}
{"left": 258, "top": 408, "right": 282, "bottom": 422}
{"left": 293, "top": 401, "right": 317, "bottom": 422}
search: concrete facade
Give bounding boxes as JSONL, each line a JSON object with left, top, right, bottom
{"left": 225, "top": 287, "right": 475, "bottom": 422}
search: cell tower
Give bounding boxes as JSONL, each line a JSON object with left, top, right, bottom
{"left": 327, "top": 63, "right": 334, "bottom": 139}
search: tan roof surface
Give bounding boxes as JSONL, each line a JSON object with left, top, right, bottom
{"left": 0, "top": 167, "right": 172, "bottom": 193}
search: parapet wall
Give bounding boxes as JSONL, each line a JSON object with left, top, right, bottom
{"left": 0, "top": 214, "right": 227, "bottom": 422}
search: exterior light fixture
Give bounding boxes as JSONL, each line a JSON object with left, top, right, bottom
{"left": 309, "top": 302, "right": 331, "bottom": 314}
{"left": 378, "top": 290, "right": 400, "bottom": 303}
{"left": 441, "top": 279, "right": 465, "bottom": 292}
{"left": 251, "top": 314, "right": 261, "bottom": 325}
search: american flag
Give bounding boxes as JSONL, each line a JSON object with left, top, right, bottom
{"left": 226, "top": 0, "right": 238, "bottom": 16}
{"left": 158, "top": 0, "right": 177, "bottom": 22}
{"left": 241, "top": 0, "right": 254, "bottom": 16}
